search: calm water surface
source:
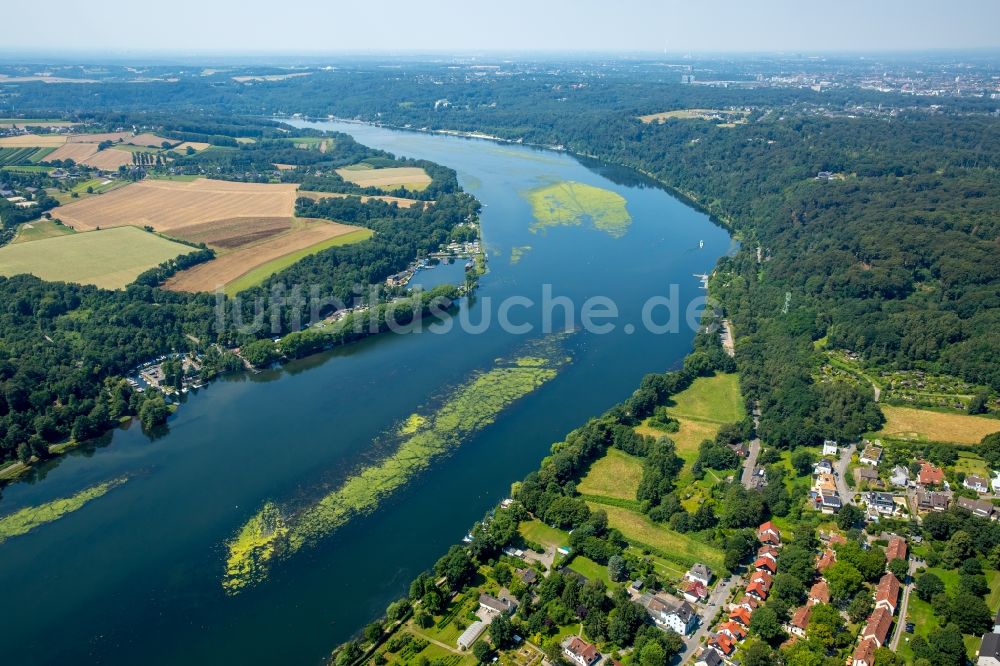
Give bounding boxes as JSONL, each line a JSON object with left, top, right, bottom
{"left": 0, "top": 121, "right": 733, "bottom": 665}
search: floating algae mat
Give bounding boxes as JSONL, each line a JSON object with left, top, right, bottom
{"left": 222, "top": 337, "right": 571, "bottom": 594}
{"left": 0, "top": 476, "right": 128, "bottom": 544}
{"left": 525, "top": 181, "right": 631, "bottom": 238}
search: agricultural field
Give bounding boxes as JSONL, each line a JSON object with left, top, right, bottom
{"left": 525, "top": 181, "right": 631, "bottom": 238}
{"left": 43, "top": 142, "right": 100, "bottom": 164}
{"left": 66, "top": 131, "right": 132, "bottom": 144}
{"left": 165, "top": 222, "right": 371, "bottom": 294}
{"left": 0, "top": 147, "right": 55, "bottom": 165}
{"left": 172, "top": 141, "right": 211, "bottom": 152}
{"left": 578, "top": 448, "right": 643, "bottom": 501}
{"left": 12, "top": 219, "right": 76, "bottom": 243}
{"left": 876, "top": 405, "right": 1000, "bottom": 444}
{"left": 296, "top": 190, "right": 427, "bottom": 208}
{"left": 127, "top": 133, "right": 175, "bottom": 147}
{"left": 81, "top": 148, "right": 137, "bottom": 171}
{"left": 0, "top": 134, "right": 67, "bottom": 147}
{"left": 518, "top": 519, "right": 569, "bottom": 549}
{"left": 336, "top": 165, "right": 431, "bottom": 191}
{"left": 0, "top": 226, "right": 193, "bottom": 289}
{"left": 218, "top": 228, "right": 373, "bottom": 296}
{"left": 51, "top": 178, "right": 299, "bottom": 232}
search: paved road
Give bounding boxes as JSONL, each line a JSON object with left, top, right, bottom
{"left": 834, "top": 444, "right": 856, "bottom": 504}
{"left": 740, "top": 405, "right": 762, "bottom": 488}
{"left": 889, "top": 559, "right": 919, "bottom": 651}
{"left": 675, "top": 574, "right": 739, "bottom": 664}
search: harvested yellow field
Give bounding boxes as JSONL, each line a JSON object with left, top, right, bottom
{"left": 52, "top": 178, "right": 298, "bottom": 232}
{"left": 274, "top": 163, "right": 298, "bottom": 170}
{"left": 0, "top": 134, "right": 67, "bottom": 147}
{"left": 877, "top": 405, "right": 1000, "bottom": 444}
{"left": 296, "top": 190, "right": 427, "bottom": 208}
{"left": 163, "top": 219, "right": 366, "bottom": 292}
{"left": 127, "top": 133, "right": 175, "bottom": 147}
{"left": 80, "top": 148, "right": 135, "bottom": 171}
{"left": 42, "top": 142, "right": 99, "bottom": 163}
{"left": 68, "top": 132, "right": 132, "bottom": 144}
{"left": 173, "top": 141, "right": 211, "bottom": 152}
{"left": 335, "top": 165, "right": 431, "bottom": 191}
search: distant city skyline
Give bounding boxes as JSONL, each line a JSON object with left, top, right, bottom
{"left": 3, "top": 0, "right": 999, "bottom": 55}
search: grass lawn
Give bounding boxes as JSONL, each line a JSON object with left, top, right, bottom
{"left": 665, "top": 373, "right": 745, "bottom": 424}
{"left": 877, "top": 405, "right": 1000, "bottom": 444}
{"left": 568, "top": 555, "right": 611, "bottom": 585}
{"left": 590, "top": 503, "right": 724, "bottom": 571}
{"left": 632, "top": 546, "right": 688, "bottom": 580}
{"left": 12, "top": 219, "right": 76, "bottom": 243}
{"left": 578, "top": 448, "right": 643, "bottom": 501}
{"left": 224, "top": 228, "right": 373, "bottom": 296}
{"left": 954, "top": 451, "right": 991, "bottom": 478}
{"left": 0, "top": 226, "right": 192, "bottom": 289}
{"left": 518, "top": 519, "right": 569, "bottom": 549}
{"left": 410, "top": 594, "right": 478, "bottom": 646}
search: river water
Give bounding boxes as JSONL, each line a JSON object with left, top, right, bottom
{"left": 0, "top": 121, "right": 733, "bottom": 665}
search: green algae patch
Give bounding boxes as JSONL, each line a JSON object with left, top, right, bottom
{"left": 223, "top": 501, "right": 288, "bottom": 594}
{"left": 526, "top": 181, "right": 631, "bottom": 238}
{"left": 0, "top": 476, "right": 127, "bottom": 544}
{"left": 510, "top": 245, "right": 532, "bottom": 264}
{"left": 223, "top": 337, "right": 571, "bottom": 593}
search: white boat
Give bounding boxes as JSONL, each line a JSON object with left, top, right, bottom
{"left": 699, "top": 239, "right": 704, "bottom": 248}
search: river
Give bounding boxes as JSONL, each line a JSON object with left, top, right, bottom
{"left": 0, "top": 121, "right": 733, "bottom": 665}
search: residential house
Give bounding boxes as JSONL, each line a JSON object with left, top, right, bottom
{"left": 728, "top": 442, "right": 749, "bottom": 458}
{"left": 734, "top": 596, "right": 761, "bottom": 614}
{"left": 515, "top": 568, "right": 538, "bottom": 585}
{"left": 957, "top": 496, "right": 996, "bottom": 520}
{"left": 686, "top": 563, "right": 713, "bottom": 586}
{"left": 641, "top": 593, "right": 698, "bottom": 635}
{"left": 854, "top": 467, "right": 880, "bottom": 487}
{"left": 992, "top": 472, "right": 1000, "bottom": 494}
{"left": 860, "top": 443, "right": 883, "bottom": 466}
{"left": 823, "top": 440, "right": 839, "bottom": 456}
{"left": 817, "top": 549, "right": 836, "bottom": 572}
{"left": 886, "top": 536, "right": 908, "bottom": 563}
{"left": 562, "top": 637, "right": 600, "bottom": 666}
{"left": 994, "top": 607, "right": 1000, "bottom": 633}
{"left": 788, "top": 604, "right": 811, "bottom": 637}
{"left": 479, "top": 592, "right": 518, "bottom": 616}
{"left": 890, "top": 465, "right": 911, "bottom": 488}
{"left": 853, "top": 637, "right": 877, "bottom": 666}
{"left": 875, "top": 573, "right": 900, "bottom": 614}
{"left": 916, "top": 489, "right": 952, "bottom": 512}
{"left": 979, "top": 632, "right": 1000, "bottom": 666}
{"left": 758, "top": 521, "right": 781, "bottom": 546}
{"left": 708, "top": 634, "right": 735, "bottom": 657}
{"left": 757, "top": 545, "right": 779, "bottom": 562}
{"left": 683, "top": 580, "right": 709, "bottom": 603}
{"left": 753, "top": 556, "right": 777, "bottom": 574}
{"left": 965, "top": 475, "right": 991, "bottom": 494}
{"left": 696, "top": 647, "right": 723, "bottom": 666}
{"left": 746, "top": 579, "right": 770, "bottom": 601}
{"left": 729, "top": 606, "right": 753, "bottom": 627}
{"left": 457, "top": 621, "right": 487, "bottom": 650}
{"left": 809, "top": 580, "right": 830, "bottom": 605}
{"left": 918, "top": 462, "right": 945, "bottom": 487}
{"left": 814, "top": 472, "right": 838, "bottom": 493}
{"left": 717, "top": 621, "right": 747, "bottom": 642}
{"left": 829, "top": 533, "right": 848, "bottom": 546}
{"left": 862, "top": 606, "right": 894, "bottom": 647}
{"left": 818, "top": 490, "right": 843, "bottom": 514}
{"left": 814, "top": 459, "right": 834, "bottom": 476}
{"left": 867, "top": 492, "right": 896, "bottom": 515}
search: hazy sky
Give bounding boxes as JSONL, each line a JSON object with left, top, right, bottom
{"left": 6, "top": 0, "right": 1000, "bottom": 54}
